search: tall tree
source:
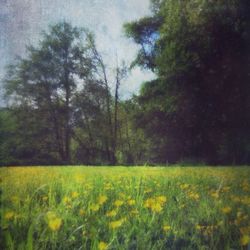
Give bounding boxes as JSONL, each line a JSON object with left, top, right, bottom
{"left": 4, "top": 22, "right": 94, "bottom": 164}
{"left": 125, "top": 0, "right": 250, "bottom": 164}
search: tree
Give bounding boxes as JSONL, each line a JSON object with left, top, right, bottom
{"left": 125, "top": 0, "right": 250, "bottom": 164}
{"left": 3, "top": 21, "right": 129, "bottom": 166}
{"left": 4, "top": 22, "right": 95, "bottom": 164}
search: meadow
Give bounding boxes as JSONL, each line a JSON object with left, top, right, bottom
{"left": 0, "top": 166, "right": 250, "bottom": 250}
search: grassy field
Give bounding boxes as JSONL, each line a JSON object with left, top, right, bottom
{"left": 0, "top": 166, "right": 250, "bottom": 250}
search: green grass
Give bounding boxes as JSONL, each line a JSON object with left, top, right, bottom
{"left": 0, "top": 166, "right": 250, "bottom": 249}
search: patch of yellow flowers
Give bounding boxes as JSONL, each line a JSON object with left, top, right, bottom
{"left": 46, "top": 212, "right": 62, "bottom": 232}
{"left": 221, "top": 206, "right": 232, "bottom": 214}
{"left": 144, "top": 196, "right": 167, "bottom": 213}
{"left": 240, "top": 226, "right": 250, "bottom": 246}
{"left": 98, "top": 241, "right": 108, "bottom": 250}
{"left": 4, "top": 211, "right": 15, "bottom": 220}
{"left": 109, "top": 217, "right": 126, "bottom": 230}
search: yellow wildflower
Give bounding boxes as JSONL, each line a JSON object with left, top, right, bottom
{"left": 109, "top": 218, "right": 126, "bottom": 229}
{"left": 144, "top": 198, "right": 155, "bottom": 208}
{"left": 98, "top": 195, "right": 108, "bottom": 205}
{"left": 98, "top": 241, "right": 108, "bottom": 250}
{"left": 63, "top": 196, "right": 71, "bottom": 204}
{"left": 221, "top": 206, "right": 232, "bottom": 214}
{"left": 79, "top": 209, "right": 85, "bottom": 216}
{"left": 240, "top": 226, "right": 250, "bottom": 235}
{"left": 188, "top": 192, "right": 200, "bottom": 200}
{"left": 4, "top": 211, "right": 15, "bottom": 220}
{"left": 114, "top": 200, "right": 124, "bottom": 207}
{"left": 180, "top": 184, "right": 189, "bottom": 190}
{"left": 71, "top": 191, "right": 79, "bottom": 198}
{"left": 90, "top": 204, "right": 100, "bottom": 212}
{"left": 48, "top": 217, "right": 62, "bottom": 231}
{"left": 240, "top": 235, "right": 250, "bottom": 246}
{"left": 151, "top": 203, "right": 163, "bottom": 213}
{"left": 46, "top": 211, "right": 62, "bottom": 231}
{"left": 106, "top": 210, "right": 117, "bottom": 217}
{"left": 163, "top": 225, "right": 171, "bottom": 232}
{"left": 196, "top": 224, "right": 203, "bottom": 230}
{"left": 127, "top": 199, "right": 136, "bottom": 206}
{"left": 156, "top": 196, "right": 167, "bottom": 204}
{"left": 210, "top": 191, "right": 219, "bottom": 199}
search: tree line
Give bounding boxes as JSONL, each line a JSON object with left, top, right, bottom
{"left": 1, "top": 0, "right": 250, "bottom": 166}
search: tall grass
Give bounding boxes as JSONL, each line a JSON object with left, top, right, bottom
{"left": 1, "top": 166, "right": 250, "bottom": 249}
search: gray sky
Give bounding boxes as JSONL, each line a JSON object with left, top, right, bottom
{"left": 0, "top": 0, "right": 155, "bottom": 102}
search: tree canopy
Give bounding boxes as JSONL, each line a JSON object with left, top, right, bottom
{"left": 124, "top": 0, "right": 250, "bottom": 164}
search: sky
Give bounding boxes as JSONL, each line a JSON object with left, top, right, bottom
{"left": 0, "top": 0, "right": 155, "bottom": 102}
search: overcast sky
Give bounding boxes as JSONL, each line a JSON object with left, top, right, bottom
{"left": 0, "top": 0, "right": 155, "bottom": 102}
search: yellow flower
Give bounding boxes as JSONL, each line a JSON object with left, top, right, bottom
{"left": 144, "top": 198, "right": 155, "bottom": 208}
{"left": 114, "top": 200, "right": 124, "bottom": 207}
{"left": 163, "top": 225, "right": 171, "bottom": 232}
{"left": 151, "top": 203, "right": 163, "bottom": 213}
{"left": 127, "top": 199, "right": 136, "bottom": 206}
{"left": 63, "top": 196, "right": 71, "bottom": 204}
{"left": 48, "top": 217, "right": 62, "bottom": 231}
{"left": 156, "top": 196, "right": 167, "bottom": 204}
{"left": 240, "top": 226, "right": 250, "bottom": 235}
{"left": 221, "top": 206, "right": 232, "bottom": 214}
{"left": 79, "top": 209, "right": 85, "bottom": 216}
{"left": 210, "top": 191, "right": 219, "bottom": 199}
{"left": 109, "top": 218, "right": 126, "bottom": 229}
{"left": 71, "top": 191, "right": 79, "bottom": 198}
{"left": 188, "top": 192, "right": 200, "bottom": 200}
{"left": 90, "top": 204, "right": 100, "bottom": 212}
{"left": 180, "top": 184, "right": 189, "bottom": 190}
{"left": 11, "top": 196, "right": 19, "bottom": 203}
{"left": 98, "top": 195, "right": 108, "bottom": 205}
{"left": 240, "top": 235, "right": 250, "bottom": 246}
{"left": 106, "top": 210, "right": 117, "bottom": 217}
{"left": 144, "top": 197, "right": 164, "bottom": 213}
{"left": 4, "top": 211, "right": 15, "bottom": 220}
{"left": 98, "top": 241, "right": 108, "bottom": 250}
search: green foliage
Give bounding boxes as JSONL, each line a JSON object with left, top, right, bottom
{"left": 2, "top": 22, "right": 121, "bottom": 166}
{"left": 1, "top": 166, "right": 250, "bottom": 249}
{"left": 124, "top": 0, "right": 250, "bottom": 164}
